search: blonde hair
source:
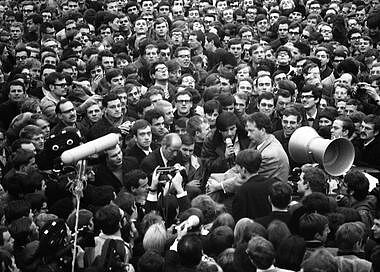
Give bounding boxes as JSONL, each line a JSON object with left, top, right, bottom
{"left": 143, "top": 223, "right": 167, "bottom": 254}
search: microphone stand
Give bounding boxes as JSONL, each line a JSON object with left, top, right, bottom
{"left": 69, "top": 159, "right": 87, "bottom": 272}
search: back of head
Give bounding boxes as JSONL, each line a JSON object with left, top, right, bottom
{"left": 178, "top": 233, "right": 203, "bottom": 267}
{"left": 299, "top": 213, "right": 328, "bottom": 241}
{"left": 302, "top": 248, "right": 338, "bottom": 272}
{"left": 94, "top": 204, "right": 121, "bottom": 235}
{"left": 236, "top": 149, "right": 262, "bottom": 174}
{"left": 138, "top": 250, "right": 164, "bottom": 272}
{"left": 5, "top": 200, "right": 31, "bottom": 224}
{"left": 246, "top": 236, "right": 275, "bottom": 270}
{"left": 267, "top": 220, "right": 291, "bottom": 249}
{"left": 302, "top": 192, "right": 331, "bottom": 214}
{"left": 269, "top": 182, "right": 292, "bottom": 209}
{"left": 276, "top": 235, "right": 306, "bottom": 271}
{"left": 335, "top": 222, "right": 365, "bottom": 251}
{"left": 344, "top": 170, "right": 369, "bottom": 201}
{"left": 206, "top": 226, "right": 234, "bottom": 258}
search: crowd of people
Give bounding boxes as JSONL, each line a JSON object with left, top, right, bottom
{"left": 0, "top": 0, "right": 380, "bottom": 271}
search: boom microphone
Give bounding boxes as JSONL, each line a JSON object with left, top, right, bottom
{"left": 61, "top": 133, "right": 119, "bottom": 164}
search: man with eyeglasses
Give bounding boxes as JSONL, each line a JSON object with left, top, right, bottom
{"left": 287, "top": 22, "right": 302, "bottom": 44}
{"left": 51, "top": 99, "right": 87, "bottom": 136}
{"left": 174, "top": 91, "right": 193, "bottom": 121}
{"left": 15, "top": 47, "right": 29, "bottom": 66}
{"left": 354, "top": 114, "right": 380, "bottom": 171}
{"left": 300, "top": 83, "right": 322, "bottom": 130}
{"left": 40, "top": 72, "right": 68, "bottom": 124}
{"left": 151, "top": 62, "right": 175, "bottom": 101}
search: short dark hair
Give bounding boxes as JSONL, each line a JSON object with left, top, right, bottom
{"left": 344, "top": 170, "right": 369, "bottom": 201}
{"left": 102, "top": 93, "right": 120, "bottom": 108}
{"left": 303, "top": 166, "right": 328, "bottom": 194}
{"left": 246, "top": 112, "right": 273, "bottom": 133}
{"left": 55, "top": 99, "right": 72, "bottom": 114}
{"left": 270, "top": 182, "right": 292, "bottom": 209}
{"left": 94, "top": 204, "right": 121, "bottom": 235}
{"left": 124, "top": 169, "right": 148, "bottom": 191}
{"left": 204, "top": 100, "right": 222, "bottom": 114}
{"left": 4, "top": 200, "right": 31, "bottom": 224}
{"left": 216, "top": 112, "right": 238, "bottom": 131}
{"left": 138, "top": 250, "right": 164, "bottom": 272}
{"left": 363, "top": 114, "right": 380, "bottom": 133}
{"left": 236, "top": 149, "right": 262, "bottom": 174}
{"left": 335, "top": 222, "right": 365, "bottom": 251}
{"left": 246, "top": 236, "right": 275, "bottom": 270}
{"left": 178, "top": 233, "right": 203, "bottom": 267}
{"left": 302, "top": 249, "right": 338, "bottom": 272}
{"left": 130, "top": 119, "right": 150, "bottom": 136}
{"left": 180, "top": 133, "right": 194, "bottom": 146}
{"left": 299, "top": 213, "right": 328, "bottom": 241}
{"left": 144, "top": 109, "right": 164, "bottom": 124}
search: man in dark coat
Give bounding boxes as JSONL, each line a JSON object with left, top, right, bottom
{"left": 232, "top": 149, "right": 276, "bottom": 221}
{"left": 124, "top": 119, "right": 157, "bottom": 165}
{"left": 201, "top": 111, "right": 250, "bottom": 174}
{"left": 0, "top": 80, "right": 25, "bottom": 130}
{"left": 255, "top": 181, "right": 293, "bottom": 228}
{"left": 140, "top": 133, "right": 184, "bottom": 177}
{"left": 89, "top": 93, "right": 133, "bottom": 140}
{"left": 94, "top": 144, "right": 138, "bottom": 193}
{"left": 354, "top": 114, "right": 380, "bottom": 172}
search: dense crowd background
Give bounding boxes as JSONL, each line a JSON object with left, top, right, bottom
{"left": 0, "top": 0, "right": 380, "bottom": 271}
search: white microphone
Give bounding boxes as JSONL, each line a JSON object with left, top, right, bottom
{"left": 225, "top": 137, "right": 233, "bottom": 148}
{"left": 61, "top": 133, "right": 119, "bottom": 164}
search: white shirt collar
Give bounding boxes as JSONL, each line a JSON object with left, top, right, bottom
{"left": 159, "top": 147, "right": 168, "bottom": 167}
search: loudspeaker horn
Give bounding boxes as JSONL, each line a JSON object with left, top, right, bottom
{"left": 289, "top": 127, "right": 355, "bottom": 176}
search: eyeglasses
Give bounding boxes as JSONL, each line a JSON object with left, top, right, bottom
{"left": 259, "top": 103, "right": 274, "bottom": 108}
{"left": 155, "top": 66, "right": 168, "bottom": 72}
{"left": 178, "top": 54, "right": 190, "bottom": 58}
{"left": 16, "top": 56, "right": 27, "bottom": 61}
{"left": 301, "top": 94, "right": 314, "bottom": 99}
{"left": 54, "top": 83, "right": 67, "bottom": 87}
{"left": 177, "top": 99, "right": 191, "bottom": 104}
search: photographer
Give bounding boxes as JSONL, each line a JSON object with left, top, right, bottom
{"left": 145, "top": 166, "right": 190, "bottom": 222}
{"left": 351, "top": 82, "right": 380, "bottom": 115}
{"left": 140, "top": 133, "right": 184, "bottom": 177}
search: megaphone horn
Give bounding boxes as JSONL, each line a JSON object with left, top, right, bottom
{"left": 289, "top": 127, "right": 355, "bottom": 176}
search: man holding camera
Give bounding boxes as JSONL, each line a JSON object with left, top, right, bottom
{"left": 140, "top": 133, "right": 184, "bottom": 177}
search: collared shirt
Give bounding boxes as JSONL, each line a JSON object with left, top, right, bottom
{"left": 159, "top": 147, "right": 168, "bottom": 166}
{"left": 306, "top": 111, "right": 318, "bottom": 127}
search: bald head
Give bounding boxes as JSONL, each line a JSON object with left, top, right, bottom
{"left": 161, "top": 133, "right": 182, "bottom": 161}
{"left": 162, "top": 133, "right": 182, "bottom": 147}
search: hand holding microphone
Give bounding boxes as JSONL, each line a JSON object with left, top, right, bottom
{"left": 225, "top": 138, "right": 235, "bottom": 158}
